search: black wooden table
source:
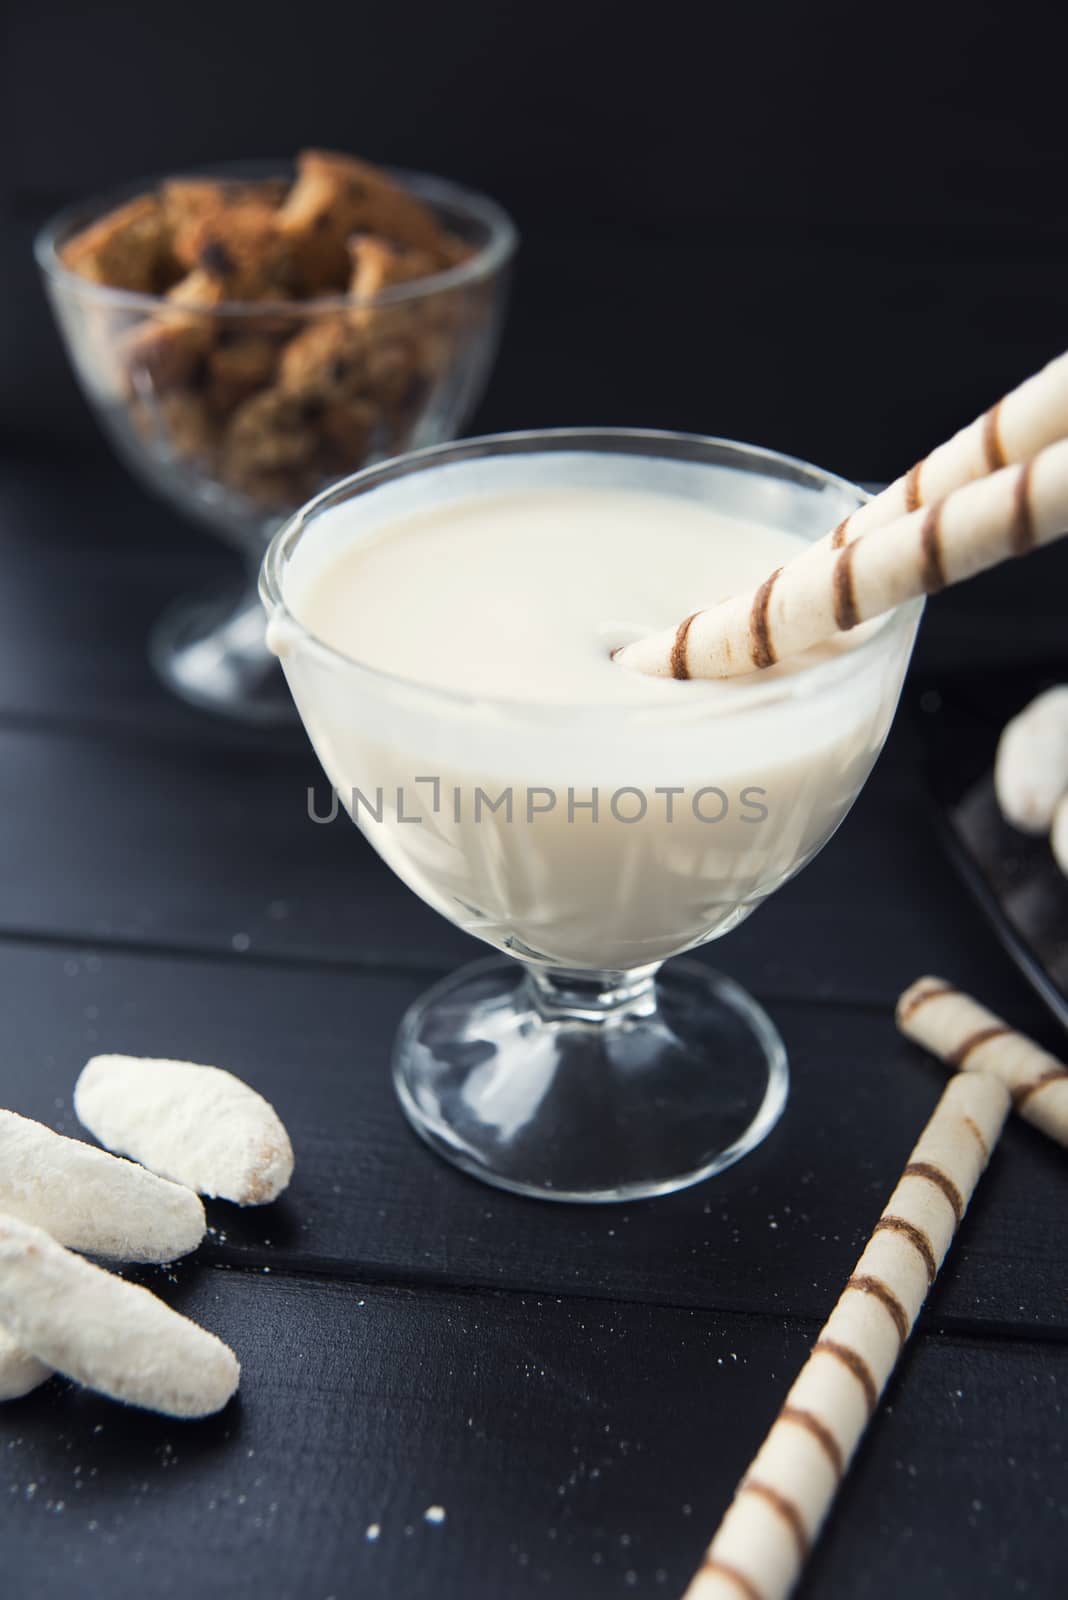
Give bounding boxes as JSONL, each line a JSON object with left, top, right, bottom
{"left": 0, "top": 446, "right": 1065, "bottom": 1600}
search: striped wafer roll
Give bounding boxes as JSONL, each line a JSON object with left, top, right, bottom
{"left": 897, "top": 977, "right": 1068, "bottom": 1149}
{"left": 822, "top": 349, "right": 1068, "bottom": 551}
{"left": 616, "top": 438, "right": 1068, "bottom": 680}
{"left": 683, "top": 1072, "right": 1009, "bottom": 1600}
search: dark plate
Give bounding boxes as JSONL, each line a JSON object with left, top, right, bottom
{"left": 914, "top": 661, "right": 1068, "bottom": 1031}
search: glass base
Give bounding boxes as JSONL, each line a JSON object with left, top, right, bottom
{"left": 392, "top": 957, "right": 788, "bottom": 1203}
{"left": 150, "top": 579, "right": 295, "bottom": 725}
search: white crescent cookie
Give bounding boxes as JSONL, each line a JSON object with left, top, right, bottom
{"left": 0, "top": 1322, "right": 52, "bottom": 1402}
{"left": 0, "top": 1110, "right": 205, "bottom": 1262}
{"left": 0, "top": 1213, "right": 239, "bottom": 1418}
{"left": 1053, "top": 791, "right": 1068, "bottom": 876}
{"left": 75, "top": 1056, "right": 294, "bottom": 1206}
{"left": 994, "top": 684, "right": 1068, "bottom": 835}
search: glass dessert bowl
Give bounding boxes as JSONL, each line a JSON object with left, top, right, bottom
{"left": 36, "top": 157, "right": 516, "bottom": 722}
{"left": 260, "top": 430, "right": 923, "bottom": 1202}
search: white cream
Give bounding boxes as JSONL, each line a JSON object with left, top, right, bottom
{"left": 276, "top": 461, "right": 916, "bottom": 970}
{"left": 299, "top": 487, "right": 863, "bottom": 703}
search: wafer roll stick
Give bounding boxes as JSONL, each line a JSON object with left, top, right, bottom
{"left": 897, "top": 977, "right": 1068, "bottom": 1149}
{"left": 616, "top": 439, "right": 1068, "bottom": 680}
{"left": 0, "top": 1324, "right": 52, "bottom": 1402}
{"left": 0, "top": 1109, "right": 205, "bottom": 1262}
{"left": 821, "top": 349, "right": 1068, "bottom": 551}
{"left": 0, "top": 1213, "right": 239, "bottom": 1418}
{"left": 682, "top": 1073, "right": 1009, "bottom": 1600}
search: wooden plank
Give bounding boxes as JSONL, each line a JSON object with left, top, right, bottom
{"left": 0, "top": 456, "right": 246, "bottom": 740}
{"left": 0, "top": 1266, "right": 1062, "bottom": 1599}
{"left": 0, "top": 937, "right": 1063, "bottom": 1332}
{"left": 0, "top": 721, "right": 473, "bottom": 972}
{"left": 0, "top": 714, "right": 1041, "bottom": 1012}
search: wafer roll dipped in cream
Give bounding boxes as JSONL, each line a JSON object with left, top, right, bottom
{"left": 897, "top": 978, "right": 1068, "bottom": 1149}
{"left": 0, "top": 1324, "right": 52, "bottom": 1402}
{"left": 616, "top": 439, "right": 1068, "bottom": 680}
{"left": 0, "top": 1213, "right": 239, "bottom": 1418}
{"left": 822, "top": 349, "right": 1068, "bottom": 551}
{"left": 682, "top": 1072, "right": 1009, "bottom": 1600}
{"left": 0, "top": 1110, "right": 205, "bottom": 1262}
{"left": 75, "top": 1055, "right": 294, "bottom": 1206}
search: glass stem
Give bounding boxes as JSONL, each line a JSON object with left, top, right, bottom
{"left": 526, "top": 963, "right": 661, "bottom": 1024}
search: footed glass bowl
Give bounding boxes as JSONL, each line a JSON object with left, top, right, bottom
{"left": 261, "top": 430, "right": 924, "bottom": 1202}
{"left": 36, "top": 160, "right": 516, "bottom": 723}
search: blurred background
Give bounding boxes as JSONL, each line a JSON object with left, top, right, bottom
{"left": 4, "top": 0, "right": 1067, "bottom": 484}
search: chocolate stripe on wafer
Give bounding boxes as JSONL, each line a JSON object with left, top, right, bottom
{"left": 872, "top": 1216, "right": 937, "bottom": 1284}
{"left": 831, "top": 541, "right": 860, "bottom": 631}
{"left": 748, "top": 568, "right": 781, "bottom": 669}
{"left": 1013, "top": 1067, "right": 1068, "bottom": 1111}
{"left": 670, "top": 612, "right": 698, "bottom": 679}
{"left": 699, "top": 1559, "right": 763, "bottom": 1600}
{"left": 962, "top": 1115, "right": 990, "bottom": 1161}
{"left": 982, "top": 402, "right": 1008, "bottom": 470}
{"left": 845, "top": 1274, "right": 909, "bottom": 1345}
{"left": 812, "top": 1339, "right": 878, "bottom": 1415}
{"left": 896, "top": 977, "right": 954, "bottom": 1023}
{"left": 739, "top": 1481, "right": 809, "bottom": 1561}
{"left": 947, "top": 1025, "right": 1011, "bottom": 1068}
{"left": 918, "top": 503, "right": 947, "bottom": 592}
{"left": 903, "top": 1161, "right": 964, "bottom": 1225}
{"left": 904, "top": 461, "right": 924, "bottom": 512}
{"left": 779, "top": 1407, "right": 844, "bottom": 1478}
{"left": 1010, "top": 458, "right": 1037, "bottom": 553}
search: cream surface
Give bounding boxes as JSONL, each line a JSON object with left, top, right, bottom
{"left": 297, "top": 486, "right": 858, "bottom": 702}
{"left": 277, "top": 475, "right": 915, "bottom": 969}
